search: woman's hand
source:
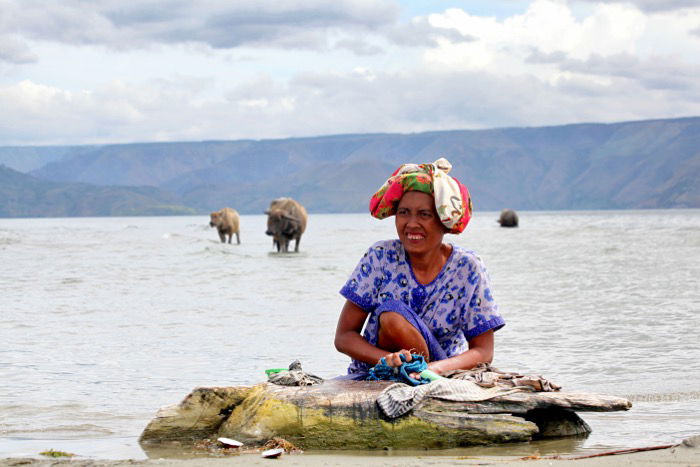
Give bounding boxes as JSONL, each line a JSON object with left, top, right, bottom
{"left": 382, "top": 349, "right": 422, "bottom": 380}
{"left": 335, "top": 300, "right": 407, "bottom": 366}
{"left": 424, "top": 330, "right": 495, "bottom": 375}
{"left": 379, "top": 349, "right": 413, "bottom": 367}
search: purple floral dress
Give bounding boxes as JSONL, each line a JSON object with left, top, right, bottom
{"left": 339, "top": 239, "right": 505, "bottom": 376}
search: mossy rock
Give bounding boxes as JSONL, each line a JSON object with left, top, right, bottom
{"left": 140, "top": 380, "right": 630, "bottom": 450}
{"left": 139, "top": 386, "right": 253, "bottom": 442}
{"left": 217, "top": 383, "right": 537, "bottom": 449}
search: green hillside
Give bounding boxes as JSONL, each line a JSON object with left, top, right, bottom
{"left": 0, "top": 165, "right": 196, "bottom": 217}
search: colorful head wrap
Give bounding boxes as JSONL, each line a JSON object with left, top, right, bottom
{"left": 369, "top": 157, "right": 472, "bottom": 234}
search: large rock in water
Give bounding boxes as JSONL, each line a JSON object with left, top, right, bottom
{"left": 140, "top": 380, "right": 631, "bottom": 450}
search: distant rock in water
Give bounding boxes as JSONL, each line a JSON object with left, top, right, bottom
{"left": 499, "top": 209, "right": 519, "bottom": 228}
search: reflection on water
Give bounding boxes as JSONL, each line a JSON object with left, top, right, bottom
{"left": 1, "top": 210, "right": 699, "bottom": 459}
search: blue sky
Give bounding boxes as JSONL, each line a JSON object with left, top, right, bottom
{"left": 398, "top": 1, "right": 537, "bottom": 20}
{"left": 1, "top": 0, "right": 699, "bottom": 145}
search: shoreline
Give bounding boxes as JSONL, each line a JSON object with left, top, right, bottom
{"left": 1, "top": 437, "right": 697, "bottom": 467}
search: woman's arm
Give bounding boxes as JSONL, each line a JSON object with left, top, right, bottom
{"left": 334, "top": 300, "right": 392, "bottom": 365}
{"left": 425, "top": 330, "right": 494, "bottom": 375}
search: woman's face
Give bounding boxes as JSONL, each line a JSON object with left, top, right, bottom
{"left": 395, "top": 191, "right": 446, "bottom": 256}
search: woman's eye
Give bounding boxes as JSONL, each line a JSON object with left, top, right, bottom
{"left": 420, "top": 212, "right": 432, "bottom": 218}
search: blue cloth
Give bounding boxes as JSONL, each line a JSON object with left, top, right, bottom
{"left": 339, "top": 239, "right": 505, "bottom": 378}
{"left": 367, "top": 354, "right": 431, "bottom": 386}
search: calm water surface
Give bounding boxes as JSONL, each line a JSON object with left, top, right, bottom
{"left": 1, "top": 210, "right": 699, "bottom": 459}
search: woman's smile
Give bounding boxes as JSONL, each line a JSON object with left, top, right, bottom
{"left": 395, "top": 191, "right": 447, "bottom": 257}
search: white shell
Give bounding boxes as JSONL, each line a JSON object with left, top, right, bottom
{"left": 261, "top": 448, "right": 284, "bottom": 458}
{"left": 217, "top": 437, "right": 243, "bottom": 448}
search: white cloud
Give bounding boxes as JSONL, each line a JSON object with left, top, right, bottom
{"left": 422, "top": 1, "right": 699, "bottom": 95}
{"left": 577, "top": 0, "right": 700, "bottom": 12}
{"left": 2, "top": 60, "right": 698, "bottom": 146}
{"left": 0, "top": 0, "right": 699, "bottom": 145}
{"left": 423, "top": 0, "right": 647, "bottom": 70}
{"left": 0, "top": 80, "right": 74, "bottom": 114}
{"left": 0, "top": 36, "right": 38, "bottom": 64}
{"left": 576, "top": 3, "right": 646, "bottom": 57}
{"left": 3, "top": 0, "right": 400, "bottom": 53}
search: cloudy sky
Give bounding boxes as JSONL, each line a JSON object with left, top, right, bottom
{"left": 1, "top": 0, "right": 699, "bottom": 146}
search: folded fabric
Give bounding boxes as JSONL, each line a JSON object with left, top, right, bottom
{"left": 376, "top": 378, "right": 522, "bottom": 418}
{"left": 367, "top": 354, "right": 430, "bottom": 386}
{"left": 267, "top": 360, "right": 324, "bottom": 386}
{"left": 443, "top": 363, "right": 561, "bottom": 392}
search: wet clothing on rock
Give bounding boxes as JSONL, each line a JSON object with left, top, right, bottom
{"left": 367, "top": 354, "right": 432, "bottom": 386}
{"left": 267, "top": 360, "right": 323, "bottom": 386}
{"left": 339, "top": 239, "right": 505, "bottom": 379}
{"left": 444, "top": 363, "right": 562, "bottom": 392}
{"left": 376, "top": 378, "right": 521, "bottom": 419}
{"left": 375, "top": 365, "right": 561, "bottom": 418}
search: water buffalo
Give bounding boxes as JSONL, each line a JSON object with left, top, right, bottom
{"left": 265, "top": 198, "right": 307, "bottom": 252}
{"left": 498, "top": 209, "right": 519, "bottom": 228}
{"left": 209, "top": 207, "right": 241, "bottom": 244}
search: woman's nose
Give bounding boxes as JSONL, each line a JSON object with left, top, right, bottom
{"left": 406, "top": 213, "right": 420, "bottom": 226}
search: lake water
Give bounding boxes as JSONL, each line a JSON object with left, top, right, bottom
{"left": 1, "top": 210, "right": 699, "bottom": 459}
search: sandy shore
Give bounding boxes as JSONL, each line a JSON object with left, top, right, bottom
{"left": 1, "top": 437, "right": 698, "bottom": 467}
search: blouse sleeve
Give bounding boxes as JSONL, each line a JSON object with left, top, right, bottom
{"left": 460, "top": 255, "right": 505, "bottom": 340}
{"left": 339, "top": 243, "right": 385, "bottom": 312}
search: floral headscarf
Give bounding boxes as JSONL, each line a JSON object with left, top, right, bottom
{"left": 369, "top": 158, "right": 472, "bottom": 234}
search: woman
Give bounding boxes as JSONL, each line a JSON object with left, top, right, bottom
{"left": 334, "top": 158, "right": 505, "bottom": 380}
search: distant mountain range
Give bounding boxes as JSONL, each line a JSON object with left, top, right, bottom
{"left": 1, "top": 116, "right": 698, "bottom": 217}
{"left": 0, "top": 166, "right": 195, "bottom": 217}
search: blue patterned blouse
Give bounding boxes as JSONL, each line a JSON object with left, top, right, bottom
{"left": 339, "top": 239, "right": 505, "bottom": 375}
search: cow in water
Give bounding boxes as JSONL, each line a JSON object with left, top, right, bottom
{"left": 265, "top": 198, "right": 307, "bottom": 252}
{"left": 209, "top": 207, "right": 241, "bottom": 244}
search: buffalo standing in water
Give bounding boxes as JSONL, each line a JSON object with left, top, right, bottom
{"left": 210, "top": 207, "right": 241, "bottom": 244}
{"left": 265, "top": 198, "right": 308, "bottom": 252}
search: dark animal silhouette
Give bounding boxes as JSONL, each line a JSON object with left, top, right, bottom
{"left": 498, "top": 209, "right": 519, "bottom": 228}
{"left": 265, "top": 198, "right": 307, "bottom": 252}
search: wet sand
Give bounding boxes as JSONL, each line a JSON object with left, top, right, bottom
{"left": 2, "top": 437, "right": 698, "bottom": 467}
